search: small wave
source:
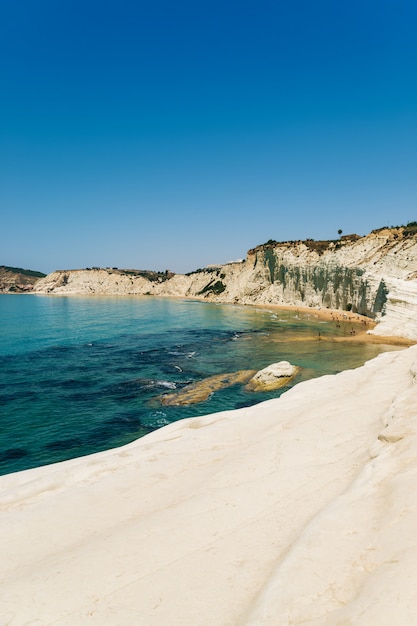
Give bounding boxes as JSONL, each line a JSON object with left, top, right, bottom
{"left": 141, "top": 411, "right": 170, "bottom": 429}
{"left": 140, "top": 379, "right": 177, "bottom": 390}
{"left": 168, "top": 349, "right": 197, "bottom": 358}
{"left": 156, "top": 380, "right": 177, "bottom": 390}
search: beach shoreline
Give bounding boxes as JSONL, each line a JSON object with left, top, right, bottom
{"left": 29, "top": 289, "right": 417, "bottom": 346}
{"left": 1, "top": 295, "right": 417, "bottom": 624}
{"left": 242, "top": 301, "right": 415, "bottom": 346}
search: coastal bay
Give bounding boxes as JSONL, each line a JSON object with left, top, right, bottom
{"left": 2, "top": 227, "right": 417, "bottom": 623}
{"left": 3, "top": 0, "right": 417, "bottom": 620}
{"left": 0, "top": 296, "right": 402, "bottom": 476}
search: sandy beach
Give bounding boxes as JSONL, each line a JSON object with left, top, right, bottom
{"left": 250, "top": 301, "right": 415, "bottom": 346}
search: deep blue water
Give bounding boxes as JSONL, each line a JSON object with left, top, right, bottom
{"left": 0, "top": 295, "right": 400, "bottom": 475}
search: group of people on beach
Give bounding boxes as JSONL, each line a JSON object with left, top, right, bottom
{"left": 315, "top": 309, "right": 371, "bottom": 340}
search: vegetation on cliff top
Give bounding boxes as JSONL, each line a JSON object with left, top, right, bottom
{"left": 0, "top": 266, "right": 46, "bottom": 278}
{"left": 248, "top": 238, "right": 352, "bottom": 256}
{"left": 250, "top": 223, "right": 417, "bottom": 256}
{"left": 116, "top": 269, "right": 175, "bottom": 282}
{"left": 0, "top": 266, "right": 47, "bottom": 292}
{"left": 81, "top": 268, "right": 175, "bottom": 282}
{"left": 371, "top": 221, "right": 417, "bottom": 236}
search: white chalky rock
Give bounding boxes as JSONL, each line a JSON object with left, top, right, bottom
{"left": 246, "top": 361, "right": 298, "bottom": 391}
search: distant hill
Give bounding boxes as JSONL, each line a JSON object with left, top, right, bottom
{"left": 0, "top": 266, "right": 46, "bottom": 292}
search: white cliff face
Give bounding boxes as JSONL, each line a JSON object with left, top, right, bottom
{"left": 33, "top": 228, "right": 417, "bottom": 340}
{"left": 33, "top": 269, "right": 154, "bottom": 295}
{"left": 372, "top": 278, "right": 417, "bottom": 341}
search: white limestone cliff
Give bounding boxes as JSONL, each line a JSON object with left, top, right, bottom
{"left": 33, "top": 228, "right": 417, "bottom": 340}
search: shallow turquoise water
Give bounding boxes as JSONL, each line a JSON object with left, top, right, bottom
{"left": 0, "top": 295, "right": 400, "bottom": 475}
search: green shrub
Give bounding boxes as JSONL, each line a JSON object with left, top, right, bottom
{"left": 198, "top": 280, "right": 226, "bottom": 296}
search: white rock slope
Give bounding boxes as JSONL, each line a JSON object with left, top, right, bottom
{"left": 2, "top": 345, "right": 417, "bottom": 625}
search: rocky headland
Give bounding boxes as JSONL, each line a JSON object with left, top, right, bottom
{"left": 32, "top": 225, "right": 417, "bottom": 340}
{"left": 0, "top": 265, "right": 46, "bottom": 293}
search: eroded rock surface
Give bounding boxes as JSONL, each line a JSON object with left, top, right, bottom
{"left": 246, "top": 361, "right": 299, "bottom": 392}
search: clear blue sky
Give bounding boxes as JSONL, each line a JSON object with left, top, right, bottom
{"left": 1, "top": 0, "right": 417, "bottom": 274}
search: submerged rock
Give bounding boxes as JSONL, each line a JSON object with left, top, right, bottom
{"left": 160, "top": 370, "right": 256, "bottom": 406}
{"left": 246, "top": 361, "right": 299, "bottom": 392}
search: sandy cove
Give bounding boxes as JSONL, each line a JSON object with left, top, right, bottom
{"left": 248, "top": 301, "right": 415, "bottom": 346}
{"left": 2, "top": 344, "right": 417, "bottom": 625}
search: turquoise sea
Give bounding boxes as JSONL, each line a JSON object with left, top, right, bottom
{"left": 0, "top": 295, "right": 400, "bottom": 476}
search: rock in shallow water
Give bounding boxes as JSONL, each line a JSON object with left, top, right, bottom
{"left": 159, "top": 362, "right": 299, "bottom": 405}
{"left": 245, "top": 361, "right": 299, "bottom": 392}
{"left": 159, "top": 370, "right": 256, "bottom": 405}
